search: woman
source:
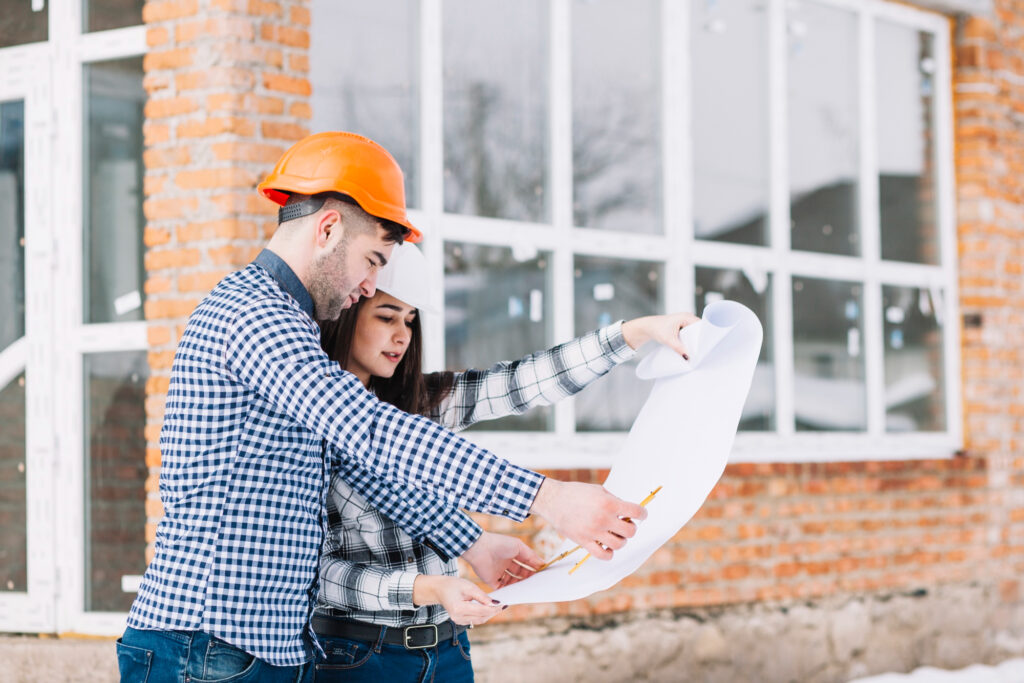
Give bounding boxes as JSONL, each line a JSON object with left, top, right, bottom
{"left": 312, "top": 243, "right": 696, "bottom": 682}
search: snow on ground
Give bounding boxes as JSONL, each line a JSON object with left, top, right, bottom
{"left": 850, "top": 659, "right": 1024, "bottom": 683}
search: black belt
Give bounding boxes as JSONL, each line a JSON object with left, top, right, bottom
{"left": 311, "top": 615, "right": 465, "bottom": 650}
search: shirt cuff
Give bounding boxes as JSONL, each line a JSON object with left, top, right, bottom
{"left": 388, "top": 570, "right": 420, "bottom": 610}
{"left": 423, "top": 512, "right": 483, "bottom": 561}
{"left": 490, "top": 464, "right": 546, "bottom": 522}
{"left": 599, "top": 320, "right": 637, "bottom": 364}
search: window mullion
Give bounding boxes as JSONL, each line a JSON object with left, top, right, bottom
{"left": 550, "top": 0, "right": 574, "bottom": 434}
{"left": 769, "top": 0, "right": 794, "bottom": 437}
{"left": 420, "top": 0, "right": 445, "bottom": 373}
{"left": 932, "top": 21, "right": 963, "bottom": 448}
{"left": 860, "top": 9, "right": 885, "bottom": 437}
{"left": 663, "top": 0, "right": 690, "bottom": 315}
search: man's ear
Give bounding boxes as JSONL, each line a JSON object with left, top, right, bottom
{"left": 315, "top": 209, "right": 341, "bottom": 248}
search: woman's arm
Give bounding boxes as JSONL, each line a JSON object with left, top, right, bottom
{"left": 430, "top": 313, "right": 699, "bottom": 431}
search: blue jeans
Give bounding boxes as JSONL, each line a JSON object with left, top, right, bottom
{"left": 117, "top": 627, "right": 315, "bottom": 683}
{"left": 313, "top": 628, "right": 474, "bottom": 683}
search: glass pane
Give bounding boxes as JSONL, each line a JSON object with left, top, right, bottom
{"left": 84, "top": 57, "right": 146, "bottom": 325}
{"left": 788, "top": 2, "right": 860, "bottom": 257}
{"left": 0, "top": 373, "right": 27, "bottom": 593}
{"left": 574, "top": 257, "right": 661, "bottom": 432}
{"left": 444, "top": 0, "right": 549, "bottom": 223}
{"left": 877, "top": 22, "right": 939, "bottom": 265}
{"left": 85, "top": 352, "right": 148, "bottom": 612}
{"left": 0, "top": 2, "right": 47, "bottom": 48}
{"left": 692, "top": 0, "right": 770, "bottom": 246}
{"left": 696, "top": 267, "right": 774, "bottom": 430}
{"left": 572, "top": 0, "right": 661, "bottom": 234}
{"left": 883, "top": 285, "right": 945, "bottom": 432}
{"left": 311, "top": 0, "right": 420, "bottom": 208}
{"left": 444, "top": 242, "right": 552, "bottom": 431}
{"left": 85, "top": 0, "right": 144, "bottom": 32}
{"left": 0, "top": 101, "right": 26, "bottom": 353}
{"left": 792, "top": 277, "right": 865, "bottom": 431}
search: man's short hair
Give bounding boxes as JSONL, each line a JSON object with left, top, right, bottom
{"left": 282, "top": 192, "right": 407, "bottom": 244}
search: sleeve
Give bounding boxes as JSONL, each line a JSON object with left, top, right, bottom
{"left": 333, "top": 454, "right": 482, "bottom": 560}
{"left": 318, "top": 556, "right": 420, "bottom": 613}
{"left": 224, "top": 298, "right": 544, "bottom": 525}
{"left": 430, "top": 320, "right": 636, "bottom": 431}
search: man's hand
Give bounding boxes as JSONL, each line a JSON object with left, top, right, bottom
{"left": 622, "top": 312, "right": 701, "bottom": 358}
{"left": 412, "top": 574, "right": 503, "bottom": 626}
{"left": 462, "top": 531, "right": 541, "bottom": 588}
{"left": 529, "top": 479, "right": 647, "bottom": 560}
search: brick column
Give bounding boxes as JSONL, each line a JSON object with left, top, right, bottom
{"left": 141, "top": 0, "right": 311, "bottom": 560}
{"left": 954, "top": 3, "right": 1024, "bottom": 620}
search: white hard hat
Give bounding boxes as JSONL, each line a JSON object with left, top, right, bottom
{"left": 375, "top": 242, "right": 438, "bottom": 313}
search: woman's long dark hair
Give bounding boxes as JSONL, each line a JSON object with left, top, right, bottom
{"left": 319, "top": 296, "right": 455, "bottom": 417}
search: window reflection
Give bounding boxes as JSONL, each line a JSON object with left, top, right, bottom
{"left": 85, "top": 58, "right": 146, "bottom": 325}
{"left": 444, "top": 0, "right": 549, "bottom": 223}
{"left": 877, "top": 22, "right": 939, "bottom": 265}
{"left": 85, "top": 352, "right": 148, "bottom": 612}
{"left": 0, "top": 101, "right": 25, "bottom": 353}
{"left": 85, "top": 0, "right": 144, "bottom": 32}
{"left": 792, "top": 277, "right": 865, "bottom": 431}
{"left": 311, "top": 0, "right": 420, "bottom": 208}
{"left": 692, "top": 0, "right": 770, "bottom": 246}
{"left": 574, "top": 257, "right": 661, "bottom": 431}
{"left": 445, "top": 243, "right": 553, "bottom": 431}
{"left": 0, "top": 374, "right": 26, "bottom": 593}
{"left": 788, "top": 2, "right": 860, "bottom": 257}
{"left": 883, "top": 285, "right": 945, "bottom": 432}
{"left": 0, "top": 3, "right": 46, "bottom": 48}
{"left": 572, "top": 0, "right": 661, "bottom": 234}
{"left": 696, "top": 267, "right": 774, "bottom": 430}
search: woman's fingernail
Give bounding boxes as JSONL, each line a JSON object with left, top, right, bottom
{"left": 683, "top": 354, "right": 689, "bottom": 361}
{"left": 502, "top": 605, "right": 509, "bottom": 610}
{"left": 492, "top": 599, "right": 501, "bottom": 605}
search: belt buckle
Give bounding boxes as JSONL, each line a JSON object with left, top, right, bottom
{"left": 403, "top": 623, "right": 438, "bottom": 650}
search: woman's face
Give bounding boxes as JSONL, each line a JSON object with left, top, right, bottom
{"left": 348, "top": 291, "right": 416, "bottom": 385}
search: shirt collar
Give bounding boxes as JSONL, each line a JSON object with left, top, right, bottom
{"left": 253, "top": 249, "right": 314, "bottom": 319}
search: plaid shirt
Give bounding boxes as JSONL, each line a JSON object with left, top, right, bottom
{"left": 316, "top": 322, "right": 636, "bottom": 626}
{"left": 126, "top": 251, "right": 545, "bottom": 666}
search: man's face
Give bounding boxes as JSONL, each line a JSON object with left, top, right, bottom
{"left": 309, "top": 223, "right": 395, "bottom": 321}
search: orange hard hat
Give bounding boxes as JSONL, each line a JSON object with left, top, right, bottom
{"left": 257, "top": 131, "right": 421, "bottom": 243}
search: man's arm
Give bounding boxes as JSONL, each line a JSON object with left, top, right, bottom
{"left": 333, "top": 455, "right": 482, "bottom": 560}
{"left": 226, "top": 299, "right": 644, "bottom": 559}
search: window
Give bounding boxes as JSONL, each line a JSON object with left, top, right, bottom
{"left": 0, "top": 0, "right": 147, "bottom": 635}
{"left": 311, "top": 0, "right": 957, "bottom": 464}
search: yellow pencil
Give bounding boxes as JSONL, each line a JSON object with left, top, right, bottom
{"left": 568, "top": 486, "right": 662, "bottom": 575}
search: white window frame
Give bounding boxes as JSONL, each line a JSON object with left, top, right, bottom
{"left": 0, "top": 0, "right": 146, "bottom": 636}
{"left": 0, "top": 40, "right": 57, "bottom": 634}
{"left": 408, "top": 0, "right": 960, "bottom": 468}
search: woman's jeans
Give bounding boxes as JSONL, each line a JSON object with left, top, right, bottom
{"left": 117, "top": 626, "right": 315, "bottom": 683}
{"left": 313, "top": 628, "right": 474, "bottom": 683}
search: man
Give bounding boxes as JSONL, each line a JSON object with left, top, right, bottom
{"left": 117, "top": 132, "right": 652, "bottom": 682}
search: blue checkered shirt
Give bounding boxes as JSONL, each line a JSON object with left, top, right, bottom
{"left": 316, "top": 323, "right": 635, "bottom": 626}
{"left": 126, "top": 251, "right": 545, "bottom": 666}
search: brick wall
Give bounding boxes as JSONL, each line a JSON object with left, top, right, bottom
{"left": 955, "top": 2, "right": 1024, "bottom": 609}
{"left": 141, "top": 0, "right": 311, "bottom": 559}
{"left": 138, "top": 0, "right": 1024, "bottom": 635}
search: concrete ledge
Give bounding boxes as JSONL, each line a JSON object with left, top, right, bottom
{"left": 910, "top": 0, "right": 994, "bottom": 16}
{"left": 2, "top": 583, "right": 1021, "bottom": 682}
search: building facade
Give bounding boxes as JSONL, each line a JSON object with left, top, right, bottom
{"left": 0, "top": 0, "right": 1022, "bottom": 680}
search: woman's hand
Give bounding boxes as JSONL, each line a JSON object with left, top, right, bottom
{"left": 461, "top": 531, "right": 541, "bottom": 587}
{"left": 621, "top": 312, "right": 701, "bottom": 358}
{"left": 412, "top": 574, "right": 504, "bottom": 626}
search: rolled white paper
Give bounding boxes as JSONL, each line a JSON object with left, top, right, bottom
{"left": 491, "top": 300, "right": 763, "bottom": 605}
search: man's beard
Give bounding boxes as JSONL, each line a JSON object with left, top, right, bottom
{"left": 309, "top": 238, "right": 352, "bottom": 321}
